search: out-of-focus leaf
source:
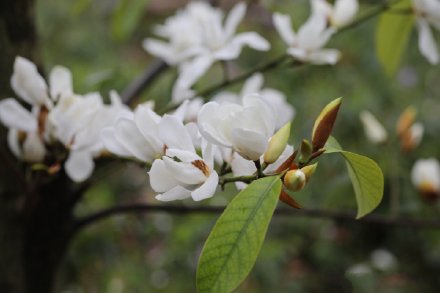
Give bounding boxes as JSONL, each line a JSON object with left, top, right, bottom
{"left": 111, "top": 0, "right": 149, "bottom": 41}
{"left": 325, "top": 137, "right": 384, "bottom": 219}
{"left": 197, "top": 176, "right": 282, "bottom": 293}
{"left": 375, "top": 0, "right": 414, "bottom": 77}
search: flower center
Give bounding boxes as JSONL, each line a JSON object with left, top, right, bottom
{"left": 191, "top": 160, "right": 210, "bottom": 177}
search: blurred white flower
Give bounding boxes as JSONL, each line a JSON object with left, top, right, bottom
{"left": 273, "top": 9, "right": 340, "bottom": 65}
{"left": 144, "top": 2, "right": 269, "bottom": 92}
{"left": 412, "top": 0, "right": 440, "bottom": 64}
{"left": 198, "top": 94, "right": 276, "bottom": 161}
{"left": 312, "top": 0, "right": 359, "bottom": 28}
{"left": 411, "top": 158, "right": 440, "bottom": 197}
{"left": 346, "top": 263, "right": 372, "bottom": 276}
{"left": 359, "top": 110, "right": 388, "bottom": 144}
{"left": 149, "top": 115, "right": 218, "bottom": 201}
{"left": 370, "top": 249, "right": 398, "bottom": 271}
{"left": 213, "top": 73, "right": 295, "bottom": 129}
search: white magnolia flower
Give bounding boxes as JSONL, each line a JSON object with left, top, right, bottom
{"left": 412, "top": 0, "right": 440, "bottom": 64}
{"left": 273, "top": 9, "right": 340, "bottom": 64}
{"left": 149, "top": 115, "right": 218, "bottom": 201}
{"left": 231, "top": 145, "right": 294, "bottom": 189}
{"left": 213, "top": 73, "right": 295, "bottom": 129}
{"left": 359, "top": 110, "right": 388, "bottom": 144}
{"left": 144, "top": 2, "right": 269, "bottom": 92}
{"left": 370, "top": 249, "right": 398, "bottom": 271}
{"left": 411, "top": 158, "right": 440, "bottom": 195}
{"left": 198, "top": 94, "right": 276, "bottom": 161}
{"left": 312, "top": 0, "right": 359, "bottom": 28}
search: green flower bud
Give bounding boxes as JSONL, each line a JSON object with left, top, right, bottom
{"left": 301, "top": 163, "right": 318, "bottom": 182}
{"left": 283, "top": 169, "right": 306, "bottom": 192}
{"left": 264, "top": 123, "right": 291, "bottom": 164}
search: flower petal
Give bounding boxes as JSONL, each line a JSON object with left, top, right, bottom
{"left": 158, "top": 115, "right": 194, "bottom": 152}
{"left": 215, "top": 32, "right": 270, "bottom": 60}
{"left": 224, "top": 2, "right": 246, "bottom": 40}
{"left": 162, "top": 157, "right": 206, "bottom": 185}
{"left": 191, "top": 171, "right": 218, "bottom": 201}
{"left": 241, "top": 73, "right": 263, "bottom": 95}
{"left": 100, "top": 127, "right": 132, "bottom": 157}
{"left": 231, "top": 128, "right": 268, "bottom": 161}
{"left": 49, "top": 65, "right": 73, "bottom": 101}
{"left": 273, "top": 13, "right": 296, "bottom": 45}
{"left": 149, "top": 159, "right": 180, "bottom": 193}
{"left": 22, "top": 132, "right": 45, "bottom": 162}
{"left": 307, "top": 49, "right": 341, "bottom": 65}
{"left": 11, "top": 56, "right": 48, "bottom": 106}
{"left": 176, "top": 55, "right": 213, "bottom": 88}
{"left": 0, "top": 98, "right": 37, "bottom": 131}
{"left": 65, "top": 150, "right": 95, "bottom": 182}
{"left": 166, "top": 148, "right": 201, "bottom": 163}
{"left": 156, "top": 185, "right": 192, "bottom": 201}
{"left": 7, "top": 129, "right": 21, "bottom": 158}
{"left": 417, "top": 19, "right": 439, "bottom": 64}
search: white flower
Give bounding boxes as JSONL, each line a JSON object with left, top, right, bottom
{"left": 273, "top": 10, "right": 340, "bottom": 65}
{"left": 359, "top": 110, "right": 388, "bottom": 144}
{"left": 144, "top": 2, "right": 270, "bottom": 92}
{"left": 412, "top": 0, "right": 440, "bottom": 64}
{"left": 312, "top": 0, "right": 358, "bottom": 28}
{"left": 149, "top": 115, "right": 218, "bottom": 201}
{"left": 213, "top": 73, "right": 295, "bottom": 129}
{"left": 411, "top": 158, "right": 440, "bottom": 194}
{"left": 198, "top": 94, "right": 276, "bottom": 161}
{"left": 370, "top": 249, "right": 398, "bottom": 271}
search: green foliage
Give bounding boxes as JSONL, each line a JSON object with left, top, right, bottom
{"left": 111, "top": 0, "right": 150, "bottom": 41}
{"left": 325, "top": 137, "right": 384, "bottom": 218}
{"left": 197, "top": 176, "right": 282, "bottom": 293}
{"left": 375, "top": 0, "right": 414, "bottom": 77}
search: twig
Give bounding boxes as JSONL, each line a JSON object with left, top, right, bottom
{"left": 121, "top": 59, "right": 169, "bottom": 105}
{"left": 72, "top": 203, "right": 440, "bottom": 235}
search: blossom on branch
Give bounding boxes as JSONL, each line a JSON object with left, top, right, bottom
{"left": 312, "top": 0, "right": 359, "bottom": 28}
{"left": 411, "top": 158, "right": 440, "bottom": 201}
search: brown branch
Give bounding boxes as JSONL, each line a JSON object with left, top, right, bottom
{"left": 72, "top": 203, "right": 440, "bottom": 235}
{"left": 121, "top": 59, "right": 169, "bottom": 105}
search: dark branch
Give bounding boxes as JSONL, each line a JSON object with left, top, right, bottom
{"left": 121, "top": 59, "right": 169, "bottom": 105}
{"left": 72, "top": 203, "right": 440, "bottom": 235}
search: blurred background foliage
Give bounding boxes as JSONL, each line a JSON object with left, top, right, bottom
{"left": 35, "top": 0, "right": 440, "bottom": 292}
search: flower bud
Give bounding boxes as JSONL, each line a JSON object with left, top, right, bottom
{"left": 301, "top": 163, "right": 318, "bottom": 182}
{"left": 283, "top": 169, "right": 306, "bottom": 192}
{"left": 312, "top": 97, "right": 342, "bottom": 151}
{"left": 299, "top": 139, "right": 312, "bottom": 163}
{"left": 264, "top": 122, "right": 290, "bottom": 164}
{"left": 396, "top": 106, "right": 416, "bottom": 137}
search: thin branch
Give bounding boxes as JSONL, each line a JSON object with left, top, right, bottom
{"left": 72, "top": 203, "right": 440, "bottom": 235}
{"left": 121, "top": 59, "right": 169, "bottom": 105}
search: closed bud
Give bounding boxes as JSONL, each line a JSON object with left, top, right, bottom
{"left": 301, "top": 163, "right": 318, "bottom": 182}
{"left": 299, "top": 139, "right": 312, "bottom": 163}
{"left": 312, "top": 97, "right": 342, "bottom": 151}
{"left": 283, "top": 169, "right": 306, "bottom": 192}
{"left": 264, "top": 123, "right": 291, "bottom": 164}
{"left": 396, "top": 106, "right": 416, "bottom": 137}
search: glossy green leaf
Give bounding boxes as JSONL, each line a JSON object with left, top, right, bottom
{"left": 325, "top": 137, "right": 384, "bottom": 219}
{"left": 111, "top": 0, "right": 149, "bottom": 41}
{"left": 375, "top": 0, "right": 414, "bottom": 77}
{"left": 197, "top": 176, "right": 282, "bottom": 293}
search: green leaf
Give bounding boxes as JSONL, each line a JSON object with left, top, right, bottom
{"left": 325, "top": 138, "right": 384, "bottom": 219}
{"left": 375, "top": 0, "right": 414, "bottom": 77}
{"left": 111, "top": 0, "right": 149, "bottom": 41}
{"left": 197, "top": 176, "right": 282, "bottom": 293}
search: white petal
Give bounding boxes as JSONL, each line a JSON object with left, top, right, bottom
{"left": 231, "top": 128, "right": 268, "bottom": 161}
{"left": 264, "top": 145, "right": 294, "bottom": 174}
{"left": 224, "top": 2, "right": 246, "bottom": 40}
{"left": 142, "top": 39, "right": 179, "bottom": 65}
{"left": 231, "top": 152, "right": 256, "bottom": 177}
{"left": 417, "top": 20, "right": 439, "bottom": 64}
{"left": 114, "top": 119, "right": 156, "bottom": 162}
{"left": 11, "top": 56, "right": 48, "bottom": 105}
{"left": 359, "top": 111, "right": 388, "bottom": 144}
{"left": 0, "top": 98, "right": 37, "bottom": 131}
{"left": 155, "top": 185, "right": 192, "bottom": 201}
{"left": 22, "top": 132, "right": 45, "bottom": 162}
{"left": 307, "top": 49, "right": 341, "bottom": 65}
{"left": 149, "top": 159, "right": 180, "bottom": 193}
{"left": 49, "top": 66, "right": 73, "bottom": 101}
{"left": 273, "top": 13, "right": 296, "bottom": 45}
{"left": 162, "top": 157, "right": 206, "bottom": 185}
{"left": 7, "top": 129, "right": 21, "bottom": 158}
{"left": 215, "top": 32, "right": 270, "bottom": 60}
{"left": 134, "top": 105, "right": 163, "bottom": 151}
{"left": 241, "top": 73, "right": 263, "bottom": 95}
{"left": 333, "top": 0, "right": 358, "bottom": 27}
{"left": 191, "top": 171, "right": 218, "bottom": 201}
{"left": 166, "top": 148, "right": 201, "bottom": 163}
{"left": 411, "top": 158, "right": 440, "bottom": 191}
{"left": 65, "top": 150, "right": 95, "bottom": 182}
{"left": 177, "top": 55, "right": 214, "bottom": 88}
{"left": 287, "top": 47, "right": 308, "bottom": 61}
{"left": 100, "top": 127, "right": 132, "bottom": 157}
{"left": 158, "top": 115, "right": 194, "bottom": 152}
